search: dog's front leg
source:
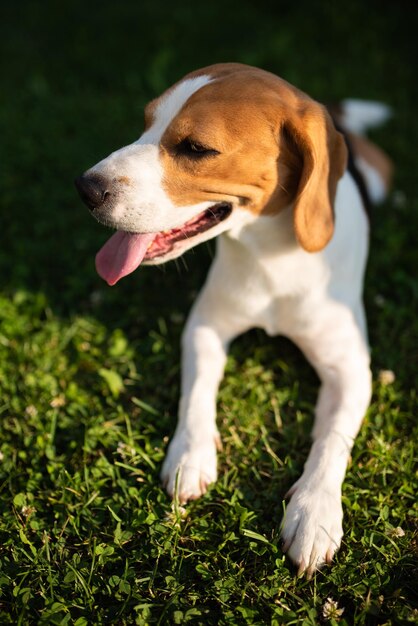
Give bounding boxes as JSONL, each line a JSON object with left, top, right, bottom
{"left": 281, "top": 301, "right": 372, "bottom": 577}
{"left": 161, "top": 287, "right": 245, "bottom": 503}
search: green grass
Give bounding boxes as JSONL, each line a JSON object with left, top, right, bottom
{"left": 0, "top": 0, "right": 417, "bottom": 623}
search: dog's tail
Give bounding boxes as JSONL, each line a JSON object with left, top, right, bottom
{"left": 329, "top": 99, "right": 393, "bottom": 204}
{"left": 336, "top": 99, "right": 392, "bottom": 135}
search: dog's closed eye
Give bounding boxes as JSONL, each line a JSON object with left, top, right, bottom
{"left": 175, "top": 138, "right": 220, "bottom": 159}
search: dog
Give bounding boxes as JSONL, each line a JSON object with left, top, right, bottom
{"left": 75, "top": 63, "right": 392, "bottom": 576}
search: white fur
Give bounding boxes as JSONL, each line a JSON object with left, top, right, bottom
{"left": 340, "top": 98, "right": 392, "bottom": 135}
{"left": 86, "top": 75, "right": 383, "bottom": 576}
{"left": 139, "top": 76, "right": 212, "bottom": 144}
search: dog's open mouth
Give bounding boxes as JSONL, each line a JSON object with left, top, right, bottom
{"left": 95, "top": 202, "right": 232, "bottom": 285}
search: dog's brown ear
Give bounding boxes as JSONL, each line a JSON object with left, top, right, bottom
{"left": 282, "top": 102, "right": 347, "bottom": 252}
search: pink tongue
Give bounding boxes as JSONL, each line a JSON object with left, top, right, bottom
{"left": 95, "top": 231, "right": 156, "bottom": 285}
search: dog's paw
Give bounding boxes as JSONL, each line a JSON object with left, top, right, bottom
{"left": 281, "top": 479, "right": 343, "bottom": 578}
{"left": 161, "top": 432, "right": 219, "bottom": 503}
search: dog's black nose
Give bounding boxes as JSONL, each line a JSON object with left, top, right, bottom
{"left": 75, "top": 173, "right": 110, "bottom": 210}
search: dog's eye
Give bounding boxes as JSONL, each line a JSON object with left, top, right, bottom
{"left": 175, "top": 138, "right": 220, "bottom": 159}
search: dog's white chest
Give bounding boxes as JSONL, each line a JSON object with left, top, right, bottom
{"left": 209, "top": 215, "right": 330, "bottom": 337}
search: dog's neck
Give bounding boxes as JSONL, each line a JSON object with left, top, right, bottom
{"left": 224, "top": 204, "right": 298, "bottom": 258}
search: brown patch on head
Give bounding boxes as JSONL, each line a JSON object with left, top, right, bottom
{"left": 144, "top": 100, "right": 158, "bottom": 130}
{"left": 156, "top": 63, "right": 347, "bottom": 251}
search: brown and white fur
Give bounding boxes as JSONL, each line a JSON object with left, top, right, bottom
{"left": 75, "top": 63, "right": 392, "bottom": 577}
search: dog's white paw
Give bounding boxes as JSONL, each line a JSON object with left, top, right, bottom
{"left": 281, "top": 479, "right": 343, "bottom": 578}
{"left": 161, "top": 431, "right": 219, "bottom": 503}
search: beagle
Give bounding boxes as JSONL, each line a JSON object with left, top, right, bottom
{"left": 75, "top": 63, "right": 392, "bottom": 577}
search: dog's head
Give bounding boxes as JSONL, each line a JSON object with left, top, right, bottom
{"left": 75, "top": 63, "right": 347, "bottom": 285}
